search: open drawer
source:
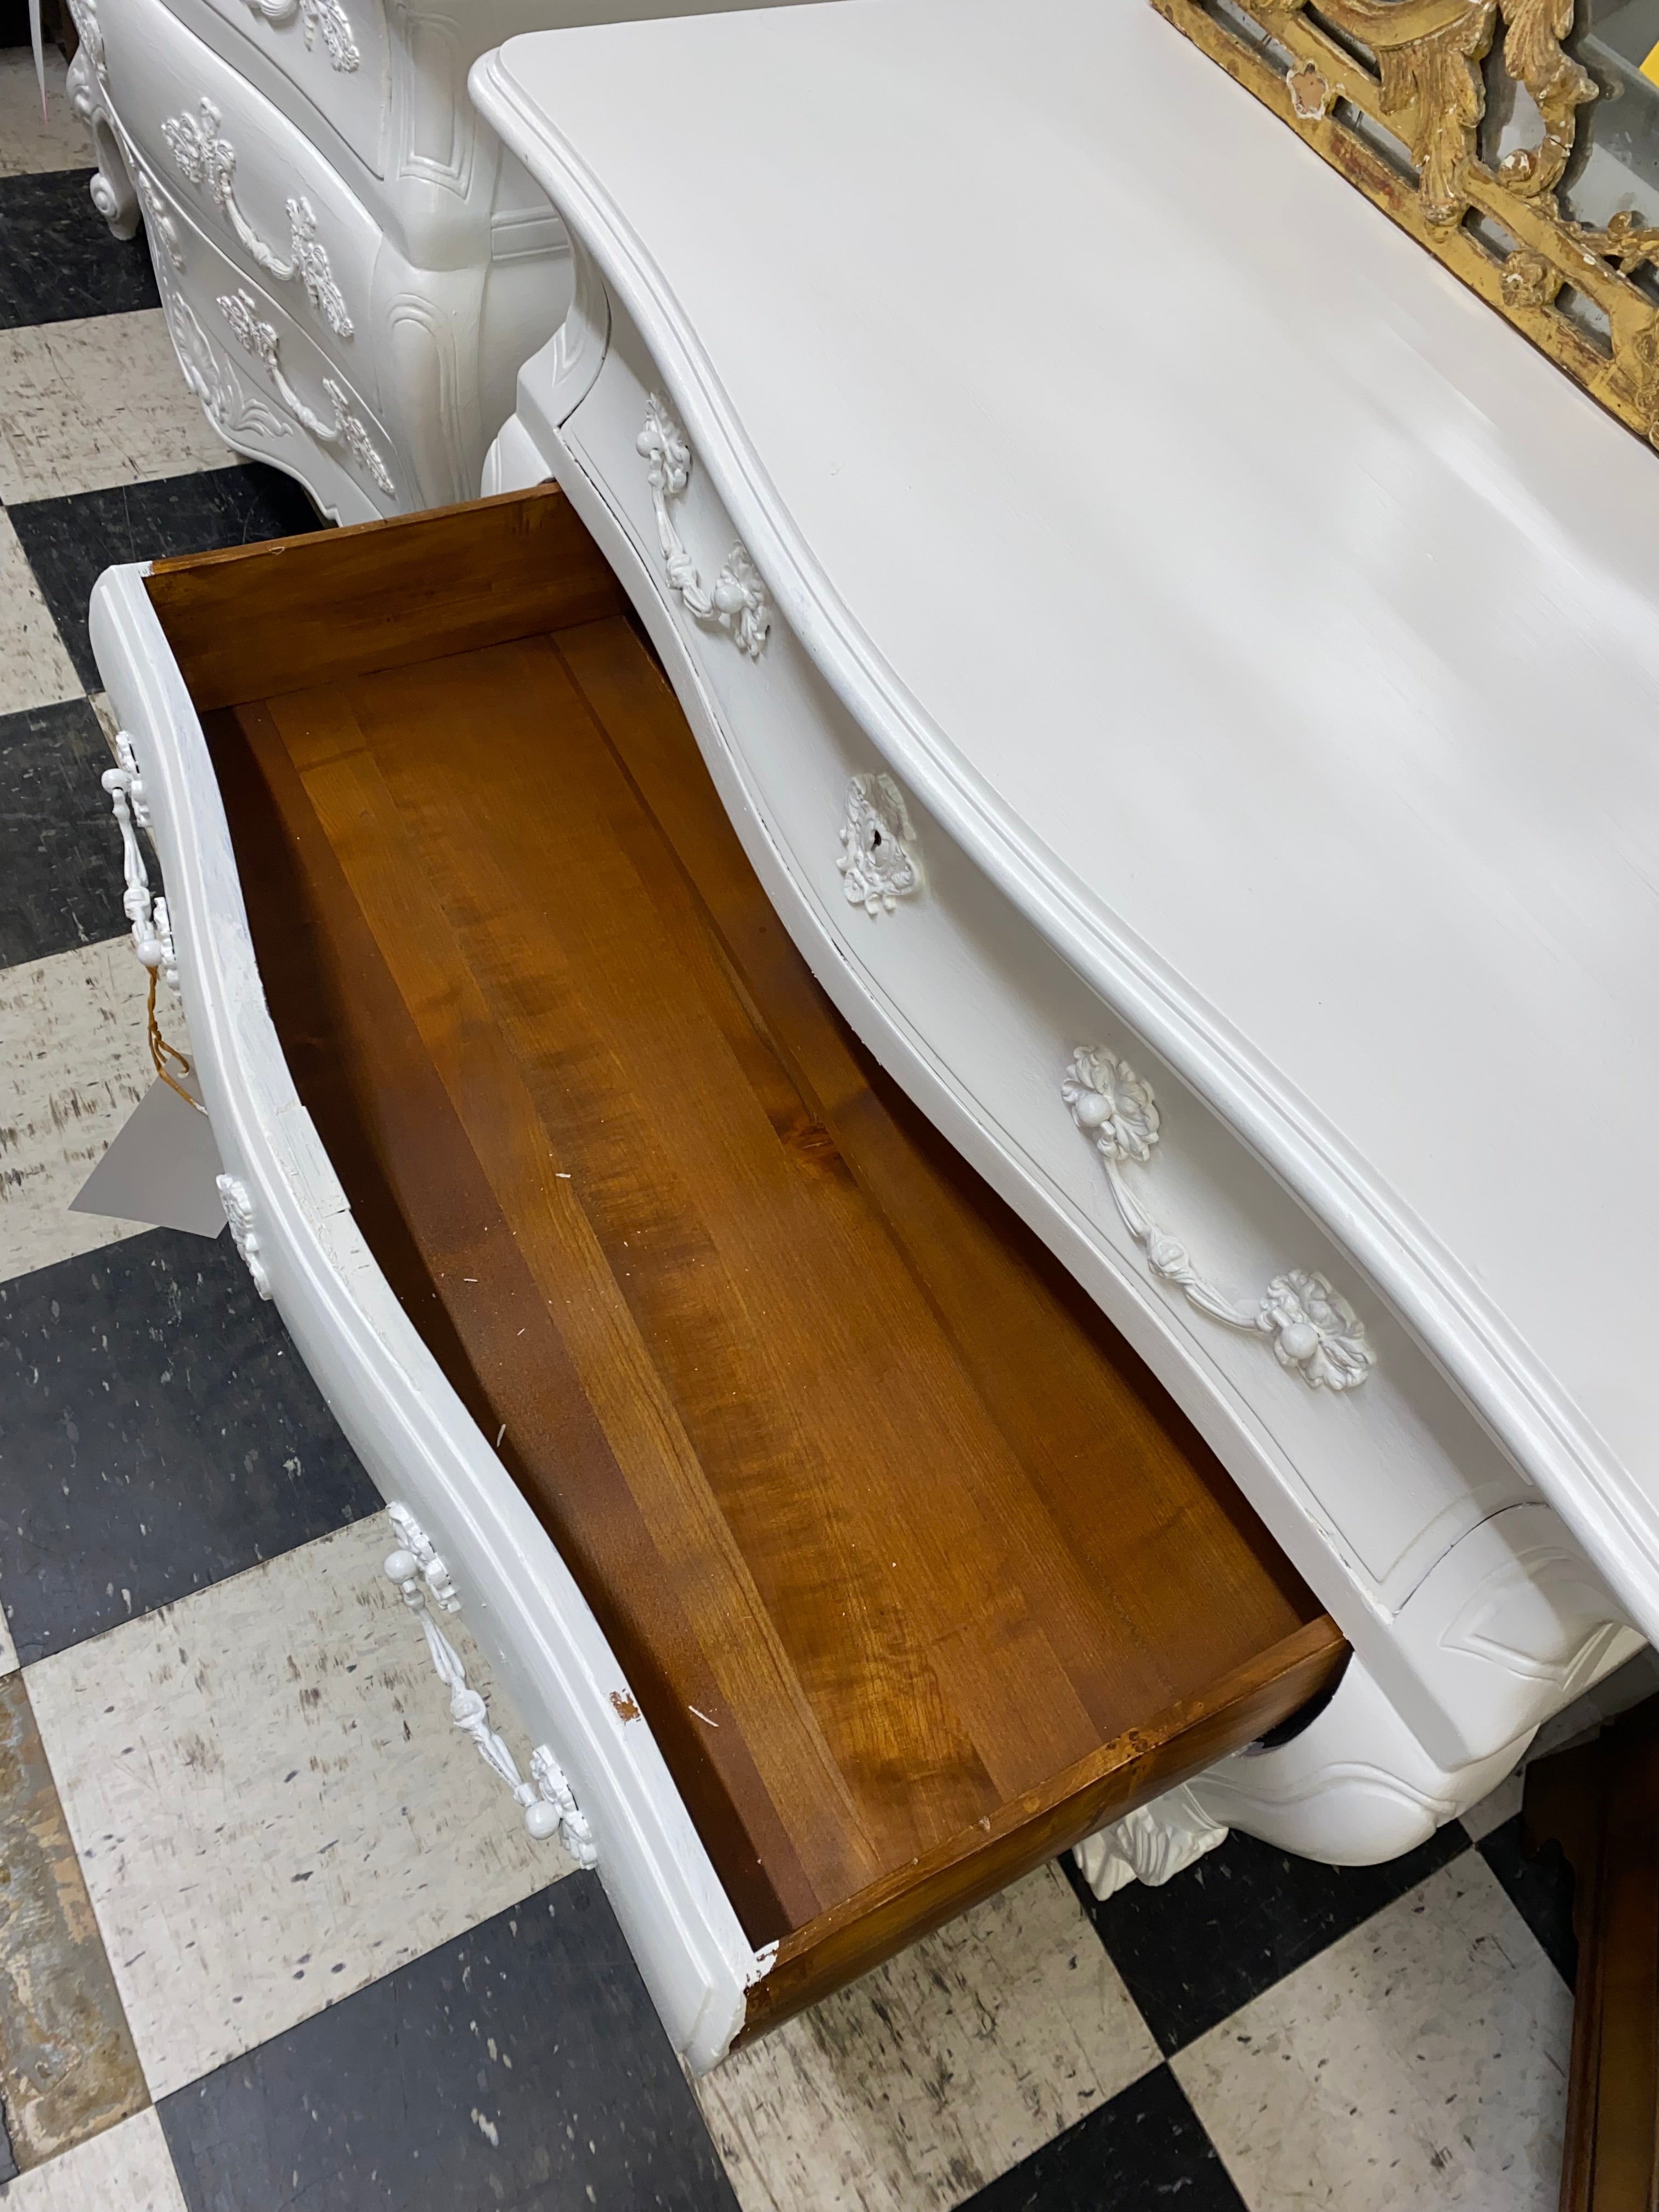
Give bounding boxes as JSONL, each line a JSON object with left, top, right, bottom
{"left": 89, "top": 483, "right": 1345, "bottom": 2065}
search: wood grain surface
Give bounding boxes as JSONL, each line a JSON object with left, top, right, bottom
{"left": 1525, "top": 1700, "right": 1659, "bottom": 2212}
{"left": 154, "top": 487, "right": 1345, "bottom": 2008}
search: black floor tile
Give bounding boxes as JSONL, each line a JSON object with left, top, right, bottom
{"left": 159, "top": 1876, "right": 739, "bottom": 2212}
{"left": 961, "top": 2066, "right": 1246, "bottom": 2211}
{"left": 0, "top": 170, "right": 160, "bottom": 328}
{"left": 0, "top": 696, "right": 123, "bottom": 967}
{"left": 9, "top": 466, "right": 323, "bottom": 687}
{"left": 1064, "top": 1818, "right": 1471, "bottom": 2055}
{"left": 1478, "top": 1814, "right": 1578, "bottom": 1986}
{"left": 0, "top": 1227, "right": 380, "bottom": 1663}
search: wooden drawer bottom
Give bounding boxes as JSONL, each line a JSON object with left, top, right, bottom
{"left": 142, "top": 484, "right": 1345, "bottom": 2023}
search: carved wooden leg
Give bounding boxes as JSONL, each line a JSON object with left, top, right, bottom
{"left": 1523, "top": 1697, "right": 1659, "bottom": 2211}
{"left": 66, "top": 44, "right": 139, "bottom": 241}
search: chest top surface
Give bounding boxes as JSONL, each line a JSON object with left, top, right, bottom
{"left": 477, "top": 0, "right": 1659, "bottom": 1621}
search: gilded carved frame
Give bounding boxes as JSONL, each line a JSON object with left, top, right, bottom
{"left": 1157, "top": 0, "right": 1659, "bottom": 444}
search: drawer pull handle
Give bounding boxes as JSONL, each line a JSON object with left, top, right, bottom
{"left": 838, "top": 773, "right": 921, "bottom": 916}
{"left": 218, "top": 289, "right": 393, "bottom": 494}
{"left": 637, "top": 395, "right": 770, "bottom": 659}
{"left": 163, "top": 100, "right": 354, "bottom": 338}
{"left": 239, "top": 0, "right": 360, "bottom": 74}
{"left": 103, "top": 731, "right": 207, "bottom": 1113}
{"left": 383, "top": 1504, "right": 599, "bottom": 1865}
{"left": 1063, "top": 1046, "right": 1375, "bottom": 1391}
{"left": 101, "top": 733, "right": 177, "bottom": 985}
{"left": 216, "top": 1173, "right": 274, "bottom": 1300}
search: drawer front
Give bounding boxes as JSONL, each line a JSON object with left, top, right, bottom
{"left": 560, "top": 303, "right": 1537, "bottom": 1636}
{"left": 103, "top": 0, "right": 382, "bottom": 380}
{"left": 125, "top": 0, "right": 392, "bottom": 178}
{"left": 138, "top": 154, "right": 402, "bottom": 519}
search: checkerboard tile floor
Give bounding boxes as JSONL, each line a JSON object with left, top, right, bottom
{"left": 0, "top": 40, "right": 1640, "bottom": 2206}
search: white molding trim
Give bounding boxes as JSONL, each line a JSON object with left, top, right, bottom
{"left": 1063, "top": 1047, "right": 1375, "bottom": 1392}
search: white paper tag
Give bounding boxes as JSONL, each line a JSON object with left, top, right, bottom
{"left": 71, "top": 1076, "right": 228, "bottom": 1238}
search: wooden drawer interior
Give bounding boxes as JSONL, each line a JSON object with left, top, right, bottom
{"left": 144, "top": 484, "right": 1346, "bottom": 2032}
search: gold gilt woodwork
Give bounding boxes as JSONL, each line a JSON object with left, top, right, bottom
{"left": 1158, "top": 0, "right": 1659, "bottom": 446}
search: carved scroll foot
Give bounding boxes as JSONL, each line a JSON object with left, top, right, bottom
{"left": 1073, "top": 1782, "right": 1229, "bottom": 1900}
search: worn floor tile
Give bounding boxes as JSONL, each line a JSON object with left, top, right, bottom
{"left": 0, "top": 2109, "right": 187, "bottom": 2210}
{"left": 1477, "top": 1817, "right": 1577, "bottom": 1987}
{"left": 160, "top": 1880, "right": 735, "bottom": 2211}
{"left": 0, "top": 514, "right": 79, "bottom": 717}
{"left": 8, "top": 464, "right": 323, "bottom": 689}
{"left": 86, "top": 693, "right": 121, "bottom": 757}
{"left": 961, "top": 2066, "right": 1248, "bottom": 2212}
{"left": 0, "top": 1673, "right": 147, "bottom": 2170}
{"left": 0, "top": 698, "right": 119, "bottom": 968}
{"left": 0, "top": 313, "right": 230, "bottom": 504}
{"left": 0, "top": 1226, "right": 380, "bottom": 1662}
{"left": 28, "top": 1514, "right": 569, "bottom": 2100}
{"left": 1069, "top": 1819, "right": 1470, "bottom": 2056}
{"left": 1173, "top": 1855, "right": 1570, "bottom": 2211}
{"left": 0, "top": 52, "right": 91, "bottom": 179}
{"left": 0, "top": 171, "right": 159, "bottom": 330}
{"left": 0, "top": 939, "right": 171, "bottom": 1283}
{"left": 699, "top": 1862, "right": 1159, "bottom": 2212}
{"left": 1459, "top": 1769, "right": 1523, "bottom": 1845}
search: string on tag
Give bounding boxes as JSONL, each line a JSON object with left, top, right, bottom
{"left": 148, "top": 968, "right": 208, "bottom": 1115}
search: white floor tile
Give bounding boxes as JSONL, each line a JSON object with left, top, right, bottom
{"left": 0, "top": 52, "right": 91, "bottom": 178}
{"left": 0, "top": 2109, "right": 187, "bottom": 2211}
{"left": 26, "top": 1514, "right": 567, "bottom": 2101}
{"left": 697, "top": 1862, "right": 1160, "bottom": 2212}
{"left": 0, "top": 312, "right": 230, "bottom": 504}
{"left": 1173, "top": 1854, "right": 1570, "bottom": 2211}
{"left": 0, "top": 514, "right": 81, "bottom": 717}
{"left": 0, "top": 940, "right": 170, "bottom": 1285}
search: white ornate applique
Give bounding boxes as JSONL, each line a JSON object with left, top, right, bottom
{"left": 383, "top": 1505, "right": 597, "bottom": 1863}
{"left": 218, "top": 289, "right": 393, "bottom": 494}
{"left": 238, "top": 0, "right": 359, "bottom": 71}
{"left": 102, "top": 735, "right": 179, "bottom": 986}
{"left": 1062, "top": 1045, "right": 1375, "bottom": 1391}
{"left": 636, "top": 394, "right": 770, "bottom": 658}
{"left": 837, "top": 773, "right": 921, "bottom": 916}
{"left": 165, "top": 101, "right": 353, "bottom": 337}
{"left": 216, "top": 1173, "right": 273, "bottom": 1300}
{"left": 166, "top": 294, "right": 289, "bottom": 445}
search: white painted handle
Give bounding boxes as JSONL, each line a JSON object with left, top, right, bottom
{"left": 1063, "top": 1046, "right": 1375, "bottom": 1391}
{"left": 636, "top": 394, "right": 770, "bottom": 659}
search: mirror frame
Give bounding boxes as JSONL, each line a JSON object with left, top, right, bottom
{"left": 1158, "top": 0, "right": 1659, "bottom": 447}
